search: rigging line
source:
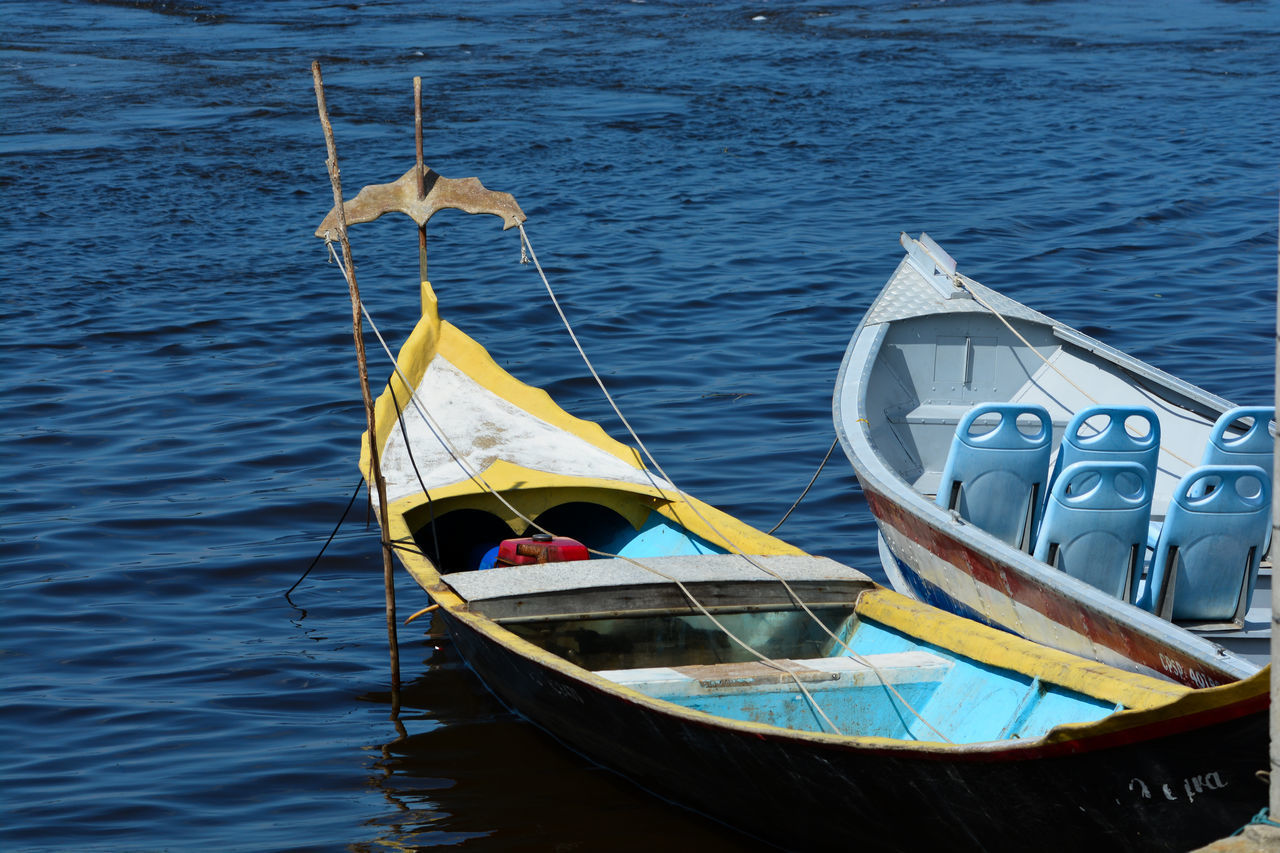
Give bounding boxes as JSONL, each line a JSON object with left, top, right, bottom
{"left": 515, "top": 224, "right": 675, "bottom": 499}
{"left": 325, "top": 246, "right": 942, "bottom": 743}
{"left": 286, "top": 475, "right": 365, "bottom": 597}
{"left": 348, "top": 287, "right": 844, "bottom": 735}
{"left": 328, "top": 244, "right": 582, "bottom": 553}
{"left": 388, "top": 382, "right": 444, "bottom": 570}
{"left": 953, "top": 272, "right": 1195, "bottom": 470}
{"left": 516, "top": 225, "right": 951, "bottom": 742}
{"left": 768, "top": 436, "right": 839, "bottom": 535}
{"left": 325, "top": 244, "right": 482, "bottom": 494}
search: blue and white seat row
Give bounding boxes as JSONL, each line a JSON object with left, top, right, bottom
{"left": 935, "top": 403, "right": 1273, "bottom": 624}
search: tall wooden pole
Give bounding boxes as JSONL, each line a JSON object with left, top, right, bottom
{"left": 312, "top": 60, "right": 402, "bottom": 700}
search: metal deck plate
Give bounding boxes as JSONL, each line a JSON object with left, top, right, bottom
{"left": 865, "top": 259, "right": 1055, "bottom": 328}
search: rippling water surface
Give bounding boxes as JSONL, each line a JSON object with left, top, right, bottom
{"left": 2, "top": 1, "right": 1278, "bottom": 849}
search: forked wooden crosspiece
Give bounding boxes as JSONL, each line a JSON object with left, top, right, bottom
{"left": 313, "top": 165, "right": 526, "bottom": 238}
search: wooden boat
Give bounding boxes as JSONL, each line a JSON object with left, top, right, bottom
{"left": 318, "top": 174, "right": 1267, "bottom": 851}
{"left": 833, "top": 232, "right": 1272, "bottom": 690}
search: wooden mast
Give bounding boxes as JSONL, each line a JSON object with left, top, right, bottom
{"left": 311, "top": 60, "right": 402, "bottom": 699}
{"left": 309, "top": 68, "right": 526, "bottom": 700}
{"left": 415, "top": 77, "right": 428, "bottom": 288}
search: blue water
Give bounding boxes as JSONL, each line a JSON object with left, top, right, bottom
{"left": 2, "top": 1, "right": 1277, "bottom": 849}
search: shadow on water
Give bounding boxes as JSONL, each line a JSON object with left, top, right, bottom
{"left": 358, "top": 618, "right": 775, "bottom": 852}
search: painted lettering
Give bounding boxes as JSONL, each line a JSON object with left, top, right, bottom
{"left": 1155, "top": 653, "right": 1213, "bottom": 688}
{"left": 1158, "top": 653, "right": 1186, "bottom": 680}
{"left": 1188, "top": 669, "right": 1213, "bottom": 689}
{"left": 1128, "top": 772, "right": 1227, "bottom": 805}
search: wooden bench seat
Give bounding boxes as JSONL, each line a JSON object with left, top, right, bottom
{"left": 443, "top": 554, "right": 877, "bottom": 621}
{"left": 596, "top": 651, "right": 952, "bottom": 699}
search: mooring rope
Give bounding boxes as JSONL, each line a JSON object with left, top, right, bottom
{"left": 287, "top": 475, "right": 364, "bottom": 596}
{"left": 515, "top": 226, "right": 951, "bottom": 742}
{"left": 768, "top": 437, "right": 838, "bottom": 535}
{"left": 326, "top": 238, "right": 949, "bottom": 742}
{"left": 911, "top": 238, "right": 1196, "bottom": 471}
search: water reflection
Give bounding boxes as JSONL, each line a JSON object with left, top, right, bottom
{"left": 359, "top": 617, "right": 773, "bottom": 851}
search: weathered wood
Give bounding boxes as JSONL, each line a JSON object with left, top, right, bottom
{"left": 473, "top": 580, "right": 868, "bottom": 622}
{"left": 600, "top": 651, "right": 952, "bottom": 693}
{"left": 311, "top": 61, "right": 400, "bottom": 696}
{"left": 443, "top": 554, "right": 875, "bottom": 620}
{"left": 446, "top": 554, "right": 873, "bottom": 600}
{"left": 313, "top": 165, "right": 525, "bottom": 237}
{"left": 413, "top": 76, "right": 428, "bottom": 284}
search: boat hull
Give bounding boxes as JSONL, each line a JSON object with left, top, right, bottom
{"left": 863, "top": 484, "right": 1251, "bottom": 688}
{"left": 832, "top": 242, "right": 1267, "bottom": 687}
{"left": 443, "top": 609, "right": 1267, "bottom": 853}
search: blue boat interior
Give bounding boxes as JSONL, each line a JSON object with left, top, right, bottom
{"left": 587, "top": 612, "right": 1121, "bottom": 743}
{"left": 425, "top": 487, "right": 1132, "bottom": 745}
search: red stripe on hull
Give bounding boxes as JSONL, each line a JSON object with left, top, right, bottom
{"left": 864, "top": 486, "right": 1241, "bottom": 687}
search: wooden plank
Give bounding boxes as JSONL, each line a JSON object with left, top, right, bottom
{"left": 469, "top": 578, "right": 870, "bottom": 621}
{"left": 444, "top": 553, "right": 872, "bottom": 602}
{"left": 597, "top": 651, "right": 953, "bottom": 697}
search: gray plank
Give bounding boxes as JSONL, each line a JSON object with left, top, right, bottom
{"left": 443, "top": 554, "right": 872, "bottom": 603}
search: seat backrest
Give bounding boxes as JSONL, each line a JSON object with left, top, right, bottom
{"left": 1033, "top": 461, "right": 1152, "bottom": 601}
{"left": 1202, "top": 406, "right": 1274, "bottom": 470}
{"left": 1047, "top": 405, "right": 1160, "bottom": 499}
{"left": 1137, "top": 465, "right": 1271, "bottom": 623}
{"left": 936, "top": 403, "right": 1052, "bottom": 550}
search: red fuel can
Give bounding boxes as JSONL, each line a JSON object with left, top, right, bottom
{"left": 495, "top": 533, "right": 589, "bottom": 567}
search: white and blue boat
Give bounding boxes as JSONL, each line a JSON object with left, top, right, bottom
{"left": 834, "top": 233, "right": 1273, "bottom": 688}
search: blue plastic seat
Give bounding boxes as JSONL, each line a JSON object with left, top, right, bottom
{"left": 1202, "top": 406, "right": 1275, "bottom": 470}
{"left": 1047, "top": 405, "right": 1160, "bottom": 499}
{"left": 1148, "top": 406, "right": 1273, "bottom": 547}
{"left": 1032, "top": 461, "right": 1152, "bottom": 601}
{"left": 936, "top": 403, "right": 1052, "bottom": 550}
{"left": 1136, "top": 465, "right": 1271, "bottom": 623}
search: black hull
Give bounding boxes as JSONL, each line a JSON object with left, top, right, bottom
{"left": 444, "top": 611, "right": 1266, "bottom": 853}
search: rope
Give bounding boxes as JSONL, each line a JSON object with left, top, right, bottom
{"left": 286, "top": 475, "right": 364, "bottom": 597}
{"left": 1232, "top": 808, "right": 1280, "bottom": 835}
{"left": 940, "top": 264, "right": 1196, "bottom": 470}
{"left": 515, "top": 226, "right": 951, "bottom": 742}
{"left": 768, "top": 437, "right": 838, "bottom": 534}
{"left": 387, "top": 382, "right": 444, "bottom": 570}
{"left": 326, "top": 239, "right": 949, "bottom": 742}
